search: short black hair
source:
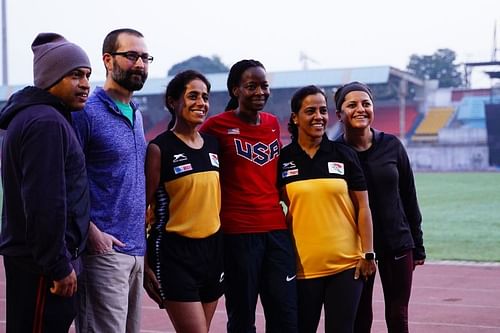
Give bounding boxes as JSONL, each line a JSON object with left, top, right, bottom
{"left": 102, "top": 28, "right": 144, "bottom": 55}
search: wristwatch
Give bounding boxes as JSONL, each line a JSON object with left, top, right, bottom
{"left": 363, "top": 252, "right": 376, "bottom": 260}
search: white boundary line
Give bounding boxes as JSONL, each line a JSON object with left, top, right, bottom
{"left": 427, "top": 260, "right": 500, "bottom": 267}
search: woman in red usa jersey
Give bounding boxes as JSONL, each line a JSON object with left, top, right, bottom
{"left": 200, "top": 60, "right": 298, "bottom": 332}
{"left": 335, "top": 81, "right": 425, "bottom": 333}
{"left": 144, "top": 70, "right": 223, "bottom": 333}
{"left": 278, "top": 85, "right": 376, "bottom": 333}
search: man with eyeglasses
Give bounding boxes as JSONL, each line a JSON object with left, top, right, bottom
{"left": 72, "top": 28, "right": 151, "bottom": 333}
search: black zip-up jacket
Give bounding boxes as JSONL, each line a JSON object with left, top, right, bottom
{"left": 336, "top": 129, "right": 426, "bottom": 260}
{"left": 0, "top": 86, "right": 90, "bottom": 280}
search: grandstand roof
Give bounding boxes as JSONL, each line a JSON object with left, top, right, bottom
{"left": 139, "top": 65, "right": 423, "bottom": 95}
{"left": 485, "top": 71, "right": 500, "bottom": 79}
{"left": 0, "top": 65, "right": 423, "bottom": 100}
{"left": 464, "top": 61, "right": 500, "bottom": 88}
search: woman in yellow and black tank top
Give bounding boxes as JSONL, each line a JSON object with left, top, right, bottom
{"left": 143, "top": 70, "right": 223, "bottom": 333}
{"left": 278, "top": 85, "right": 376, "bottom": 333}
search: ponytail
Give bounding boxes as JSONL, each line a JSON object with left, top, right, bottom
{"left": 225, "top": 97, "right": 239, "bottom": 111}
{"left": 167, "top": 113, "right": 176, "bottom": 130}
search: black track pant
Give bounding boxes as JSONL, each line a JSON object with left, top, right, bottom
{"left": 3, "top": 256, "right": 77, "bottom": 333}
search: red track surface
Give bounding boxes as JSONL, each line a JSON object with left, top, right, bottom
{"left": 1, "top": 259, "right": 499, "bottom": 332}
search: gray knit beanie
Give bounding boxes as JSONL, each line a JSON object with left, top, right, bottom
{"left": 31, "top": 32, "right": 91, "bottom": 89}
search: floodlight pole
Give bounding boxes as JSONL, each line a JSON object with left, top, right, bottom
{"left": 399, "top": 79, "right": 407, "bottom": 145}
{"left": 1, "top": 0, "right": 7, "bottom": 86}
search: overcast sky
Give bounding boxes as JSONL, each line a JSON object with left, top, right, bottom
{"left": 4, "top": 0, "right": 500, "bottom": 87}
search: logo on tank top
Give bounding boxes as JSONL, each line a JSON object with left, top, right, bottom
{"left": 281, "top": 160, "right": 299, "bottom": 178}
{"left": 234, "top": 138, "right": 280, "bottom": 166}
{"left": 173, "top": 163, "right": 193, "bottom": 174}
{"left": 328, "top": 162, "right": 344, "bottom": 175}
{"left": 282, "top": 161, "right": 296, "bottom": 169}
{"left": 209, "top": 153, "right": 219, "bottom": 167}
{"left": 173, "top": 153, "right": 187, "bottom": 163}
{"left": 282, "top": 169, "right": 299, "bottom": 178}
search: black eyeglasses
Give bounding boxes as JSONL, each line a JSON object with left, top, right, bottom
{"left": 110, "top": 51, "right": 154, "bottom": 63}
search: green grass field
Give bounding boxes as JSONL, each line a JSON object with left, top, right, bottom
{"left": 415, "top": 172, "right": 500, "bottom": 262}
{"left": 0, "top": 172, "right": 498, "bottom": 262}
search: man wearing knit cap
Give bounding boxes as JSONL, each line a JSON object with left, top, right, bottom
{"left": 72, "top": 28, "right": 150, "bottom": 333}
{"left": 0, "top": 32, "right": 92, "bottom": 332}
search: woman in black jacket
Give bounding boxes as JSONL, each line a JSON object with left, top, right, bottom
{"left": 335, "top": 81, "right": 426, "bottom": 333}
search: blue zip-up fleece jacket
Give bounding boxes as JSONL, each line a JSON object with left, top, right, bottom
{"left": 0, "top": 86, "right": 90, "bottom": 280}
{"left": 72, "top": 87, "right": 146, "bottom": 256}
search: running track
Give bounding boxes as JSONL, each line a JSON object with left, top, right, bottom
{"left": 1, "top": 259, "right": 499, "bottom": 332}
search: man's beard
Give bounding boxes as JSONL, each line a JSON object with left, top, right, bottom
{"left": 112, "top": 63, "right": 148, "bottom": 91}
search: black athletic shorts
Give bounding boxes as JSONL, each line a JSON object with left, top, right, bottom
{"left": 147, "top": 228, "right": 224, "bottom": 302}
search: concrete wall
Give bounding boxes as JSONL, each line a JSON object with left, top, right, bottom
{"left": 438, "top": 128, "right": 487, "bottom": 144}
{"left": 407, "top": 144, "right": 490, "bottom": 171}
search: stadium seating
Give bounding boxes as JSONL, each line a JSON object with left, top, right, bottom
{"left": 412, "top": 107, "right": 455, "bottom": 142}
{"left": 367, "top": 104, "right": 419, "bottom": 137}
{"left": 145, "top": 117, "right": 168, "bottom": 142}
{"left": 453, "top": 96, "right": 488, "bottom": 128}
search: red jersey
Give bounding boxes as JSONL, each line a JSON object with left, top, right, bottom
{"left": 200, "top": 111, "right": 287, "bottom": 234}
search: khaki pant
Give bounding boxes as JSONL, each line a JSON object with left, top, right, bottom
{"left": 75, "top": 251, "right": 144, "bottom": 333}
